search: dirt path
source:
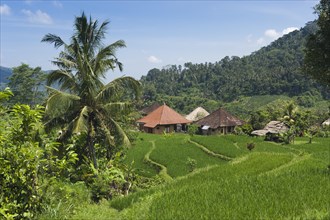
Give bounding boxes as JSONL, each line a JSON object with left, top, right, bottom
{"left": 144, "top": 141, "right": 173, "bottom": 182}
{"left": 188, "top": 139, "right": 233, "bottom": 161}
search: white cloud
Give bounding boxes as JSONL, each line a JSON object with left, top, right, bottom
{"left": 53, "top": 1, "right": 63, "bottom": 8}
{"left": 264, "top": 27, "right": 299, "bottom": 40}
{"left": 249, "top": 26, "right": 299, "bottom": 46}
{"left": 256, "top": 37, "right": 265, "bottom": 45}
{"left": 246, "top": 34, "right": 253, "bottom": 43}
{"left": 282, "top": 27, "right": 299, "bottom": 35}
{"left": 147, "top": 55, "right": 162, "bottom": 64}
{"left": 22, "top": 9, "right": 53, "bottom": 24}
{"left": 264, "top": 29, "right": 279, "bottom": 39}
{"left": 0, "top": 4, "right": 11, "bottom": 15}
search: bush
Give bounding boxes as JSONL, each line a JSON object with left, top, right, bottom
{"left": 186, "top": 157, "right": 197, "bottom": 172}
{"left": 0, "top": 104, "right": 49, "bottom": 219}
{"left": 246, "top": 142, "right": 255, "bottom": 151}
{"left": 188, "top": 124, "right": 199, "bottom": 136}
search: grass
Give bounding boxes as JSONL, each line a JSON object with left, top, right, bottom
{"left": 148, "top": 134, "right": 226, "bottom": 178}
{"left": 57, "top": 134, "right": 329, "bottom": 219}
{"left": 191, "top": 135, "right": 246, "bottom": 157}
{"left": 111, "top": 151, "right": 329, "bottom": 220}
{"left": 108, "top": 135, "right": 330, "bottom": 220}
{"left": 123, "top": 135, "right": 159, "bottom": 177}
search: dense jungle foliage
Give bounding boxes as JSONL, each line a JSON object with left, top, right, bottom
{"left": 141, "top": 21, "right": 329, "bottom": 113}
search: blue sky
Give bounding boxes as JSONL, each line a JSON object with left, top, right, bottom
{"left": 1, "top": 0, "right": 318, "bottom": 81}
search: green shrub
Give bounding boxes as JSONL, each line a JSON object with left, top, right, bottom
{"left": 246, "top": 142, "right": 255, "bottom": 151}
{"left": 188, "top": 124, "right": 199, "bottom": 136}
{"left": 0, "top": 104, "right": 49, "bottom": 219}
{"left": 186, "top": 157, "right": 197, "bottom": 172}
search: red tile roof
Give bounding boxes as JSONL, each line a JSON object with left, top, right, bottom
{"left": 195, "top": 108, "right": 244, "bottom": 129}
{"left": 140, "top": 102, "right": 161, "bottom": 115}
{"left": 137, "top": 104, "right": 191, "bottom": 128}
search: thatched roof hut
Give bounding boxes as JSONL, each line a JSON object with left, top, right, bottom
{"left": 195, "top": 108, "right": 244, "bottom": 135}
{"left": 322, "top": 118, "right": 330, "bottom": 127}
{"left": 185, "top": 107, "right": 209, "bottom": 122}
{"left": 251, "top": 121, "right": 289, "bottom": 136}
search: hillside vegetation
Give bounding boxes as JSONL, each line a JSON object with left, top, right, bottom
{"left": 140, "top": 21, "right": 329, "bottom": 114}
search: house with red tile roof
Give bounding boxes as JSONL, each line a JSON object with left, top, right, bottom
{"left": 195, "top": 108, "right": 244, "bottom": 135}
{"left": 137, "top": 103, "right": 191, "bottom": 134}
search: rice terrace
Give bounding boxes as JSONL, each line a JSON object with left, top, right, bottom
{"left": 111, "top": 134, "right": 329, "bottom": 220}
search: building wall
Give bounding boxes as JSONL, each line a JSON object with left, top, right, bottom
{"left": 203, "top": 126, "right": 237, "bottom": 135}
{"left": 142, "top": 124, "right": 183, "bottom": 134}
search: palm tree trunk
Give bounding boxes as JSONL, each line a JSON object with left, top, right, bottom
{"left": 87, "top": 120, "right": 98, "bottom": 170}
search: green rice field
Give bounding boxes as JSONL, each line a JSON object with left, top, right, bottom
{"left": 116, "top": 133, "right": 330, "bottom": 219}
{"left": 68, "top": 133, "right": 330, "bottom": 219}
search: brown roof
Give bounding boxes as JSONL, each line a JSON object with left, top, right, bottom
{"left": 137, "top": 104, "right": 191, "bottom": 128}
{"left": 251, "top": 121, "right": 289, "bottom": 136}
{"left": 140, "top": 102, "right": 161, "bottom": 115}
{"left": 195, "top": 108, "right": 244, "bottom": 129}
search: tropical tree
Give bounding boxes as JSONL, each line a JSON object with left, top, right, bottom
{"left": 304, "top": 0, "right": 330, "bottom": 85}
{"left": 7, "top": 63, "right": 47, "bottom": 106}
{"left": 41, "top": 12, "right": 140, "bottom": 169}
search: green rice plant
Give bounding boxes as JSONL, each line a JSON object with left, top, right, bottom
{"left": 149, "top": 135, "right": 226, "bottom": 178}
{"left": 286, "top": 137, "right": 330, "bottom": 163}
{"left": 191, "top": 135, "right": 246, "bottom": 157}
{"left": 123, "top": 136, "right": 159, "bottom": 177}
{"left": 70, "top": 199, "right": 119, "bottom": 220}
{"left": 127, "top": 153, "right": 329, "bottom": 219}
{"left": 116, "top": 153, "right": 298, "bottom": 219}
{"left": 111, "top": 135, "right": 330, "bottom": 220}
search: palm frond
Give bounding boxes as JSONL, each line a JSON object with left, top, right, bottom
{"left": 45, "top": 86, "right": 80, "bottom": 117}
{"left": 93, "top": 20, "right": 109, "bottom": 48}
{"left": 96, "top": 76, "right": 141, "bottom": 103}
{"left": 41, "top": 33, "right": 66, "bottom": 49}
{"left": 47, "top": 70, "right": 76, "bottom": 91}
{"left": 95, "top": 112, "right": 115, "bottom": 147}
{"left": 108, "top": 117, "right": 131, "bottom": 147}
{"left": 73, "top": 106, "right": 90, "bottom": 134}
{"left": 103, "top": 102, "right": 132, "bottom": 118}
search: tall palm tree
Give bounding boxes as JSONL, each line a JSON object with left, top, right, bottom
{"left": 42, "top": 12, "right": 140, "bottom": 169}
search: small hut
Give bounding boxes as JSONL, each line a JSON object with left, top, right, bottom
{"left": 137, "top": 104, "right": 191, "bottom": 134}
{"left": 185, "top": 107, "right": 209, "bottom": 122}
{"left": 195, "top": 108, "right": 244, "bottom": 135}
{"left": 251, "top": 121, "right": 289, "bottom": 141}
{"left": 322, "top": 118, "right": 330, "bottom": 127}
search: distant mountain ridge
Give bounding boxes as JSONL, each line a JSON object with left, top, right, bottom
{"left": 140, "top": 21, "right": 328, "bottom": 107}
{"left": 0, "top": 66, "right": 12, "bottom": 85}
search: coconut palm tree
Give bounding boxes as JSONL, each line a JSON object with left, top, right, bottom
{"left": 42, "top": 12, "right": 140, "bottom": 169}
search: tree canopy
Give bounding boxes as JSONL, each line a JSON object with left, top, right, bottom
{"left": 42, "top": 12, "right": 141, "bottom": 169}
{"left": 7, "top": 63, "right": 47, "bottom": 106}
{"left": 140, "top": 21, "right": 329, "bottom": 114}
{"left": 304, "top": 0, "right": 330, "bottom": 86}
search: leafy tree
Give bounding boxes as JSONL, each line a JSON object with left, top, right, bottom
{"left": 7, "top": 63, "right": 47, "bottom": 105}
{"left": 41, "top": 12, "right": 141, "bottom": 169}
{"left": 0, "top": 88, "right": 79, "bottom": 219}
{"left": 304, "top": 0, "right": 330, "bottom": 85}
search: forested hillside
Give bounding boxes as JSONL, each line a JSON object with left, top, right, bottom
{"left": 141, "top": 21, "right": 329, "bottom": 112}
{"left": 0, "top": 66, "right": 12, "bottom": 88}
